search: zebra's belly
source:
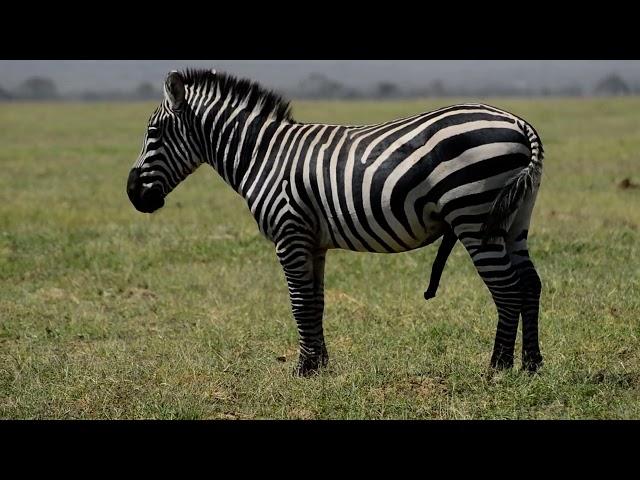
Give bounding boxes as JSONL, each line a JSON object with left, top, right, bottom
{"left": 323, "top": 205, "right": 447, "bottom": 253}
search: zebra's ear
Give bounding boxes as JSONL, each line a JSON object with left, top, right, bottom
{"left": 164, "top": 71, "right": 185, "bottom": 111}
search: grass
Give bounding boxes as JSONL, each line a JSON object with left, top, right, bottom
{"left": 0, "top": 98, "right": 639, "bottom": 419}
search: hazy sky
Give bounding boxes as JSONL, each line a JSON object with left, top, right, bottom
{"left": 1, "top": 60, "right": 639, "bottom": 93}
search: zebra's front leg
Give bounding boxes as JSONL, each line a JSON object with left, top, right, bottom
{"left": 312, "top": 249, "right": 329, "bottom": 369}
{"left": 277, "top": 242, "right": 328, "bottom": 377}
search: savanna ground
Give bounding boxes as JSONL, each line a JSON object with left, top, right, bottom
{"left": 1, "top": 98, "right": 639, "bottom": 419}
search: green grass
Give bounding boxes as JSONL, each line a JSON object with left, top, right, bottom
{"left": 1, "top": 98, "right": 639, "bottom": 419}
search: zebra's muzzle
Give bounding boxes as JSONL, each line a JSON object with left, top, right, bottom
{"left": 127, "top": 168, "right": 165, "bottom": 214}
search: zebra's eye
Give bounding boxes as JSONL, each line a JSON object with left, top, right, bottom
{"left": 148, "top": 126, "right": 162, "bottom": 139}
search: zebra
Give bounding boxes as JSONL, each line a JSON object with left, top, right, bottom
{"left": 127, "top": 69, "right": 545, "bottom": 377}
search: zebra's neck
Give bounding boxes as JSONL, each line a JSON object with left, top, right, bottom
{"left": 187, "top": 83, "right": 293, "bottom": 195}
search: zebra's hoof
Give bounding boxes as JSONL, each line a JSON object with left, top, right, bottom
{"left": 293, "top": 348, "right": 329, "bottom": 377}
{"left": 490, "top": 352, "right": 514, "bottom": 370}
{"left": 423, "top": 289, "right": 436, "bottom": 301}
{"left": 293, "top": 356, "right": 322, "bottom": 377}
{"left": 522, "top": 352, "right": 543, "bottom": 373}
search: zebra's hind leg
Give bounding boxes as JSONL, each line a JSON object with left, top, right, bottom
{"left": 276, "top": 240, "right": 328, "bottom": 377}
{"left": 510, "top": 237, "right": 543, "bottom": 372}
{"left": 458, "top": 233, "right": 522, "bottom": 370}
{"left": 506, "top": 198, "right": 543, "bottom": 372}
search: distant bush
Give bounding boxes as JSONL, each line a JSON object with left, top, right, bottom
{"left": 134, "top": 82, "right": 161, "bottom": 100}
{"left": 376, "top": 82, "right": 399, "bottom": 98}
{"left": 294, "top": 73, "right": 359, "bottom": 99}
{"left": 16, "top": 76, "right": 59, "bottom": 100}
{"left": 595, "top": 74, "right": 630, "bottom": 96}
{"left": 0, "top": 85, "right": 11, "bottom": 100}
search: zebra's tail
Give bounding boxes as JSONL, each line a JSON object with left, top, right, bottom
{"left": 480, "top": 119, "right": 544, "bottom": 242}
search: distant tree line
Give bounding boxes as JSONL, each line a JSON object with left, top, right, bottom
{"left": 0, "top": 77, "right": 163, "bottom": 101}
{"left": 0, "top": 73, "right": 638, "bottom": 101}
{"left": 0, "top": 76, "right": 61, "bottom": 100}
{"left": 288, "top": 72, "right": 640, "bottom": 99}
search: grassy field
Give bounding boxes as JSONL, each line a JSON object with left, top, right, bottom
{"left": 1, "top": 98, "right": 639, "bottom": 419}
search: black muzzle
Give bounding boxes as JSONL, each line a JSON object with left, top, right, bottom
{"left": 127, "top": 168, "right": 165, "bottom": 214}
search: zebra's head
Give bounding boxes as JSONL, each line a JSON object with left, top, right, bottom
{"left": 127, "top": 71, "right": 203, "bottom": 214}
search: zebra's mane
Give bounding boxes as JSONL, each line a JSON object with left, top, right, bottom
{"left": 180, "top": 68, "right": 295, "bottom": 123}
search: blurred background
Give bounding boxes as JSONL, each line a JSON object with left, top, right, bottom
{"left": 2, "top": 60, "right": 640, "bottom": 101}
